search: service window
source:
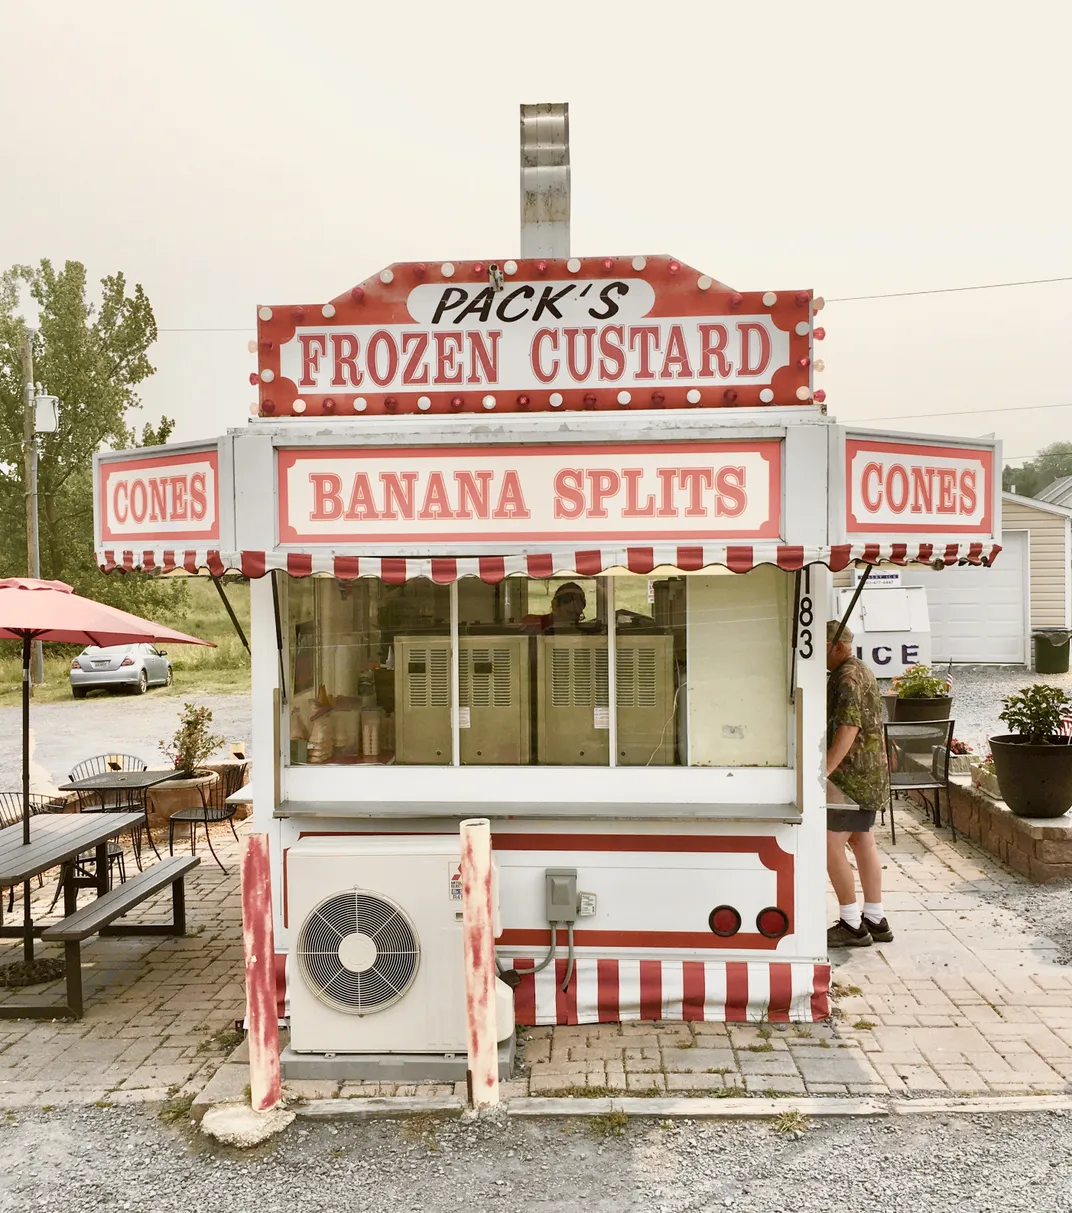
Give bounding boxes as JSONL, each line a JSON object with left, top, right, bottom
{"left": 287, "top": 576, "right": 450, "bottom": 765}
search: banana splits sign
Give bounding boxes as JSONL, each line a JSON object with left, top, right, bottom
{"left": 254, "top": 256, "right": 816, "bottom": 418}
{"left": 277, "top": 442, "right": 782, "bottom": 545}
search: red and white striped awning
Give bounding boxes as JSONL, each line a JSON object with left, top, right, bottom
{"left": 97, "top": 541, "right": 1001, "bottom": 582}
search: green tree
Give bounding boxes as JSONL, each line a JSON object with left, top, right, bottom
{"left": 0, "top": 260, "right": 185, "bottom": 617}
{"left": 1003, "top": 441, "right": 1072, "bottom": 500}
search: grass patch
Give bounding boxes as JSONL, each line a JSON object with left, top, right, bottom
{"left": 852, "top": 1019, "right": 877, "bottom": 1031}
{"left": 772, "top": 1110, "right": 810, "bottom": 1135}
{"left": 756, "top": 1027, "right": 773, "bottom": 1040}
{"left": 793, "top": 1026, "right": 813, "bottom": 1038}
{"left": 158, "top": 1094, "right": 195, "bottom": 1124}
{"left": 715, "top": 1084, "right": 746, "bottom": 1099}
{"left": 545, "top": 1085, "right": 615, "bottom": 1099}
{"left": 402, "top": 1113, "right": 441, "bottom": 1150}
{"left": 818, "top": 1040, "right": 831, "bottom": 1049}
{"left": 93, "top": 1099, "right": 114, "bottom": 1109}
{"left": 197, "top": 1026, "right": 245, "bottom": 1054}
{"left": 706, "top": 1067, "right": 734, "bottom": 1075}
{"left": 746, "top": 1043, "right": 775, "bottom": 1053}
{"left": 673, "top": 1039, "right": 697, "bottom": 1049}
{"left": 590, "top": 1109, "right": 629, "bottom": 1138}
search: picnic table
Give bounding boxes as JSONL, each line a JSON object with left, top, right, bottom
{"left": 0, "top": 811, "right": 197, "bottom": 1019}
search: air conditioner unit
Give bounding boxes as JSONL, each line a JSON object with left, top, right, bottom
{"left": 287, "top": 837, "right": 515, "bottom": 1054}
{"left": 536, "top": 633, "right": 676, "bottom": 765}
{"left": 393, "top": 635, "right": 531, "bottom": 765}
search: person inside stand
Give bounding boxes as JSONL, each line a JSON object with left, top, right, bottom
{"left": 826, "top": 620, "right": 894, "bottom": 947}
{"left": 523, "top": 582, "right": 588, "bottom": 633}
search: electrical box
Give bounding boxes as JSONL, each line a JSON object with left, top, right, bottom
{"left": 545, "top": 868, "right": 578, "bottom": 923}
{"left": 535, "top": 634, "right": 675, "bottom": 765}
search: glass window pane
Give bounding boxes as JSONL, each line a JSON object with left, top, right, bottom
{"left": 287, "top": 576, "right": 450, "bottom": 766}
{"left": 687, "top": 568, "right": 790, "bottom": 767}
{"left": 457, "top": 576, "right": 610, "bottom": 766}
{"left": 614, "top": 575, "right": 686, "bottom": 766}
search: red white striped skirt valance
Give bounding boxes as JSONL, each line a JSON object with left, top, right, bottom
{"left": 97, "top": 541, "right": 1001, "bottom": 582}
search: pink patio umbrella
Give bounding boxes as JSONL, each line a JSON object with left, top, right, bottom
{"left": 0, "top": 579, "right": 214, "bottom": 976}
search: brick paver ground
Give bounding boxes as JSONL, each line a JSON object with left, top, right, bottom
{"left": 0, "top": 802, "right": 1068, "bottom": 1109}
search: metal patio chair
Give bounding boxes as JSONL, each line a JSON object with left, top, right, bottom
{"left": 882, "top": 719, "right": 956, "bottom": 845}
{"left": 68, "top": 753, "right": 158, "bottom": 866}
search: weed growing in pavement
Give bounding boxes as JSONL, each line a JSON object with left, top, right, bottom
{"left": 715, "top": 1084, "right": 746, "bottom": 1099}
{"left": 93, "top": 1099, "right": 114, "bottom": 1109}
{"left": 403, "top": 1114, "right": 440, "bottom": 1151}
{"left": 853, "top": 1019, "right": 877, "bottom": 1030}
{"left": 772, "top": 1110, "right": 810, "bottom": 1135}
{"left": 746, "top": 1043, "right": 775, "bottom": 1053}
{"left": 673, "top": 1038, "right": 697, "bottom": 1048}
{"left": 546, "top": 1085, "right": 615, "bottom": 1099}
{"left": 756, "top": 1026, "right": 773, "bottom": 1040}
{"left": 706, "top": 1067, "right": 734, "bottom": 1075}
{"left": 793, "top": 1026, "right": 813, "bottom": 1038}
{"left": 590, "top": 1109, "right": 629, "bottom": 1138}
{"left": 831, "top": 983, "right": 862, "bottom": 997}
{"left": 158, "top": 1094, "right": 195, "bottom": 1124}
{"left": 242, "top": 1083, "right": 252, "bottom": 1102}
{"left": 40, "top": 1105, "right": 54, "bottom": 1113}
{"left": 818, "top": 1039, "right": 832, "bottom": 1049}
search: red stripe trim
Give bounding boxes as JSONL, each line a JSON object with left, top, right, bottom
{"left": 639, "top": 960, "right": 662, "bottom": 1021}
{"left": 943, "top": 544, "right": 959, "bottom": 566}
{"left": 479, "top": 556, "right": 506, "bottom": 584}
{"left": 966, "top": 541, "right": 983, "bottom": 563}
{"left": 776, "top": 544, "right": 804, "bottom": 571}
{"left": 498, "top": 928, "right": 778, "bottom": 951}
{"left": 381, "top": 557, "right": 407, "bottom": 584}
{"left": 861, "top": 543, "right": 881, "bottom": 565}
{"left": 810, "top": 964, "right": 831, "bottom": 1021}
{"left": 675, "top": 545, "right": 705, "bottom": 571}
{"left": 726, "top": 545, "right": 754, "bottom": 573}
{"left": 207, "top": 550, "right": 224, "bottom": 577}
{"left": 597, "top": 959, "right": 619, "bottom": 1022}
{"left": 988, "top": 543, "right": 1002, "bottom": 565}
{"left": 527, "top": 553, "right": 554, "bottom": 579}
{"left": 160, "top": 551, "right": 176, "bottom": 573}
{"left": 334, "top": 556, "right": 360, "bottom": 580}
{"left": 626, "top": 547, "right": 655, "bottom": 574}
{"left": 512, "top": 961, "right": 536, "bottom": 1025}
{"left": 888, "top": 543, "right": 907, "bottom": 565}
{"left": 287, "top": 553, "right": 312, "bottom": 577}
{"left": 682, "top": 961, "right": 706, "bottom": 1021}
{"left": 828, "top": 544, "right": 853, "bottom": 571}
{"left": 242, "top": 551, "right": 267, "bottom": 579}
{"left": 121, "top": 551, "right": 133, "bottom": 571}
{"left": 274, "top": 953, "right": 287, "bottom": 1019}
{"left": 141, "top": 551, "right": 156, "bottom": 572}
{"left": 183, "top": 552, "right": 198, "bottom": 574}
{"left": 430, "top": 557, "right": 457, "bottom": 584}
{"left": 556, "top": 958, "right": 579, "bottom": 1025}
{"left": 916, "top": 543, "right": 933, "bottom": 564}
{"left": 725, "top": 962, "right": 749, "bottom": 1022}
{"left": 767, "top": 964, "right": 793, "bottom": 1023}
{"left": 574, "top": 549, "right": 603, "bottom": 576}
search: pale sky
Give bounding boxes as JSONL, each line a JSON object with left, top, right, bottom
{"left": 2, "top": 0, "right": 1069, "bottom": 471}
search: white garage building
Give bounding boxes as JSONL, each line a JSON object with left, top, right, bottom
{"left": 836, "top": 492, "right": 1071, "bottom": 666}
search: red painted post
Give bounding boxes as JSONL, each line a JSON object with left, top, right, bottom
{"left": 241, "top": 833, "right": 281, "bottom": 1112}
{"left": 459, "top": 817, "right": 499, "bottom": 1108}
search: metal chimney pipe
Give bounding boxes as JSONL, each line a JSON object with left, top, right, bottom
{"left": 520, "top": 103, "right": 570, "bottom": 258}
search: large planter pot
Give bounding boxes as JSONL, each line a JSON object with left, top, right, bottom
{"left": 989, "top": 735, "right": 1072, "bottom": 818}
{"left": 145, "top": 771, "right": 219, "bottom": 829}
{"left": 884, "top": 694, "right": 953, "bottom": 723}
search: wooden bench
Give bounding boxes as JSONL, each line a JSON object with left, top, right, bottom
{"left": 42, "top": 855, "right": 199, "bottom": 1017}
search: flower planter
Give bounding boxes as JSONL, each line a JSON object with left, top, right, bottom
{"left": 145, "top": 771, "right": 219, "bottom": 830}
{"left": 989, "top": 735, "right": 1072, "bottom": 818}
{"left": 939, "top": 751, "right": 973, "bottom": 776}
{"left": 975, "top": 769, "right": 1001, "bottom": 799}
{"left": 884, "top": 694, "right": 953, "bottom": 723}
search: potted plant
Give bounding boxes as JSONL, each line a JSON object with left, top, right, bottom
{"left": 147, "top": 703, "right": 226, "bottom": 828}
{"left": 990, "top": 685, "right": 1072, "bottom": 818}
{"left": 885, "top": 664, "right": 953, "bottom": 722}
{"left": 940, "top": 737, "right": 974, "bottom": 777}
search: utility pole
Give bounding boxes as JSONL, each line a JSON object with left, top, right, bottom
{"left": 20, "top": 330, "right": 44, "bottom": 686}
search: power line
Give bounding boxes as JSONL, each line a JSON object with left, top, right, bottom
{"left": 853, "top": 401, "right": 1072, "bottom": 424}
{"left": 827, "top": 275, "right": 1072, "bottom": 303}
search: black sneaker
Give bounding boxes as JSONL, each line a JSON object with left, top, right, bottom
{"left": 827, "top": 919, "right": 872, "bottom": 948}
{"left": 863, "top": 916, "right": 894, "bottom": 942}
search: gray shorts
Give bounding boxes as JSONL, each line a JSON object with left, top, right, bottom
{"left": 827, "top": 806, "right": 878, "bottom": 833}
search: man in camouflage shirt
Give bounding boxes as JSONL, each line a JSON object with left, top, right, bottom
{"left": 826, "top": 620, "right": 893, "bottom": 947}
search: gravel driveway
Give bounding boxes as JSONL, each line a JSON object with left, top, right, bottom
{"left": 0, "top": 694, "right": 251, "bottom": 793}
{"left": 1, "top": 1106, "right": 1069, "bottom": 1213}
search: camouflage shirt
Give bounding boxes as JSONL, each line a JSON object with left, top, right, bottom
{"left": 827, "top": 656, "right": 890, "bottom": 812}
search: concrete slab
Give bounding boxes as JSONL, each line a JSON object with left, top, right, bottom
{"left": 507, "top": 1097, "right": 887, "bottom": 1118}
{"left": 201, "top": 1102, "right": 295, "bottom": 1146}
{"left": 294, "top": 1095, "right": 464, "bottom": 1119}
{"left": 279, "top": 1035, "right": 515, "bottom": 1083}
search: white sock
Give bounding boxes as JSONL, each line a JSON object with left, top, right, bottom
{"left": 839, "top": 903, "right": 862, "bottom": 930}
{"left": 862, "top": 902, "right": 884, "bottom": 922}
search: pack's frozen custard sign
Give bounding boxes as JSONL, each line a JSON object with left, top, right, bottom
{"left": 255, "top": 257, "right": 815, "bottom": 417}
{"left": 845, "top": 438, "right": 994, "bottom": 536}
{"left": 277, "top": 442, "right": 781, "bottom": 545}
{"left": 98, "top": 449, "right": 220, "bottom": 544}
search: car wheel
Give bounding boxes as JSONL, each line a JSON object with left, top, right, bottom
{"left": 135, "top": 670, "right": 148, "bottom": 695}
{"left": 165, "top": 666, "right": 173, "bottom": 687}
{"left": 72, "top": 687, "right": 87, "bottom": 699}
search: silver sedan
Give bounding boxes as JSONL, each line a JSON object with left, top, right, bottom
{"left": 69, "top": 643, "right": 173, "bottom": 698}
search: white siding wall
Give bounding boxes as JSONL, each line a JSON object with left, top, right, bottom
{"left": 1003, "top": 500, "right": 1071, "bottom": 628}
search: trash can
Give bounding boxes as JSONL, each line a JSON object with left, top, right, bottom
{"left": 1033, "top": 630, "right": 1072, "bottom": 674}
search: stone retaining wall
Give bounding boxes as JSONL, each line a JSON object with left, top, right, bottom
{"left": 941, "top": 775, "right": 1072, "bottom": 882}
